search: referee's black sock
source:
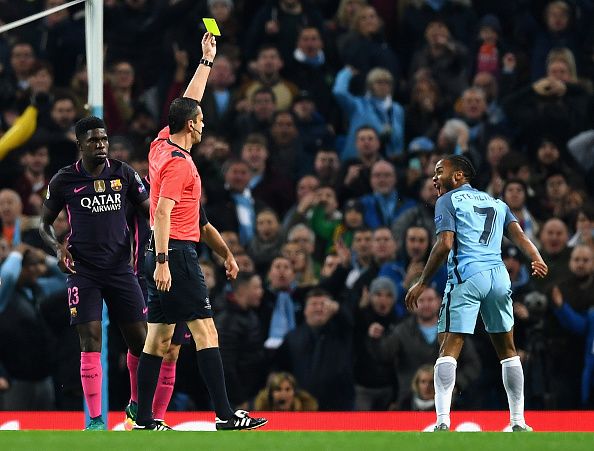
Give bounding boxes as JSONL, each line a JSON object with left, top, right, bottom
{"left": 136, "top": 352, "right": 163, "bottom": 425}
{"left": 196, "top": 347, "right": 234, "bottom": 420}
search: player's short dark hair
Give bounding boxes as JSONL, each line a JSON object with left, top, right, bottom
{"left": 75, "top": 116, "right": 106, "bottom": 139}
{"left": 168, "top": 97, "right": 201, "bottom": 134}
{"left": 443, "top": 154, "right": 476, "bottom": 182}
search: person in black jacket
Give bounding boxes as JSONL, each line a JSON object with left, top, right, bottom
{"left": 215, "top": 272, "right": 267, "bottom": 409}
{"left": 273, "top": 287, "right": 355, "bottom": 410}
{"left": 353, "top": 276, "right": 400, "bottom": 410}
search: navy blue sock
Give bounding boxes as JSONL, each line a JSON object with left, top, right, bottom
{"left": 136, "top": 352, "right": 163, "bottom": 425}
{"left": 196, "top": 347, "right": 234, "bottom": 420}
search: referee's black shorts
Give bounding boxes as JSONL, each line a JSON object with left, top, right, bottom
{"left": 145, "top": 238, "right": 211, "bottom": 324}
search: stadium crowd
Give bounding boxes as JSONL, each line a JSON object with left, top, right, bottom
{"left": 1, "top": 0, "right": 594, "bottom": 413}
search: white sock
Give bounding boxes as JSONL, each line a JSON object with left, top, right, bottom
{"left": 434, "top": 356, "right": 457, "bottom": 427}
{"left": 501, "top": 355, "right": 525, "bottom": 426}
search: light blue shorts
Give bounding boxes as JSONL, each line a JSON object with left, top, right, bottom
{"left": 438, "top": 265, "right": 513, "bottom": 334}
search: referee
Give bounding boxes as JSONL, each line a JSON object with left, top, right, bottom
{"left": 134, "top": 32, "right": 267, "bottom": 431}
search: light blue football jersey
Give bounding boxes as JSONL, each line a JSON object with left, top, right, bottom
{"left": 434, "top": 184, "right": 517, "bottom": 284}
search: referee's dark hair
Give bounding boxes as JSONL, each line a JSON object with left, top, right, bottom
{"left": 168, "top": 97, "right": 201, "bottom": 134}
{"left": 75, "top": 116, "right": 106, "bottom": 139}
{"left": 443, "top": 154, "right": 476, "bottom": 183}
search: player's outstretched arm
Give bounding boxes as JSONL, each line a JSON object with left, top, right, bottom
{"left": 39, "top": 205, "right": 75, "bottom": 274}
{"left": 405, "top": 230, "right": 453, "bottom": 310}
{"left": 200, "top": 222, "right": 239, "bottom": 280}
{"left": 183, "top": 32, "right": 217, "bottom": 101}
{"left": 506, "top": 221, "right": 548, "bottom": 278}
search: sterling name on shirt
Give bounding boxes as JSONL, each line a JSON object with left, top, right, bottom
{"left": 453, "top": 192, "right": 491, "bottom": 202}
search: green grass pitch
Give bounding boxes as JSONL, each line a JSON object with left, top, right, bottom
{"left": 1, "top": 431, "right": 593, "bottom": 451}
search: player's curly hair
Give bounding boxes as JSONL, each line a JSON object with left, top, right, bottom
{"left": 168, "top": 97, "right": 201, "bottom": 134}
{"left": 75, "top": 116, "right": 106, "bottom": 139}
{"left": 443, "top": 154, "right": 476, "bottom": 183}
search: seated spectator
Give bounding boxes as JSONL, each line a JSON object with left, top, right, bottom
{"left": 44, "top": 91, "right": 79, "bottom": 175}
{"left": 339, "top": 5, "right": 400, "bottom": 97}
{"left": 238, "top": 45, "right": 299, "bottom": 111}
{"left": 533, "top": 218, "right": 572, "bottom": 294}
{"left": 502, "top": 56, "right": 592, "bottom": 156}
{"left": 33, "top": 0, "right": 85, "bottom": 88}
{"left": 392, "top": 176, "right": 439, "bottom": 247}
{"left": 540, "top": 170, "right": 571, "bottom": 220}
{"left": 474, "top": 135, "right": 511, "bottom": 196}
{"left": 103, "top": 60, "right": 140, "bottom": 135}
{"left": 435, "top": 119, "right": 481, "bottom": 170}
{"left": 291, "top": 90, "right": 334, "bottom": 174}
{"left": 551, "top": 284, "right": 594, "bottom": 408}
{"left": 282, "top": 175, "right": 320, "bottom": 229}
{"left": 334, "top": 126, "right": 381, "bottom": 204}
{"left": 260, "top": 257, "right": 298, "bottom": 350}
{"left": 290, "top": 185, "right": 344, "bottom": 255}
{"left": 333, "top": 66, "right": 404, "bottom": 161}
{"left": 215, "top": 272, "right": 267, "bottom": 410}
{"left": 398, "top": 0, "right": 477, "bottom": 74}
{"left": 0, "top": 189, "right": 33, "bottom": 247}
{"left": 313, "top": 147, "right": 340, "bottom": 186}
{"left": 233, "top": 87, "right": 278, "bottom": 146}
{"left": 358, "top": 160, "right": 417, "bottom": 229}
{"left": 274, "top": 288, "right": 355, "bottom": 410}
{"left": 282, "top": 241, "right": 318, "bottom": 288}
{"left": 242, "top": 0, "right": 324, "bottom": 64}
{"left": 246, "top": 209, "right": 287, "bottom": 278}
{"left": 241, "top": 133, "right": 295, "bottom": 219}
{"left": 193, "top": 54, "right": 239, "bottom": 136}
{"left": 472, "top": 71, "right": 514, "bottom": 127}
{"left": 286, "top": 27, "right": 339, "bottom": 129}
{"left": 325, "top": 0, "right": 367, "bottom": 60}
{"left": 379, "top": 225, "right": 448, "bottom": 316}
{"left": 404, "top": 77, "right": 448, "bottom": 145}
{"left": 542, "top": 245, "right": 594, "bottom": 409}
{"left": 530, "top": 1, "right": 580, "bottom": 81}
{"left": 286, "top": 223, "right": 320, "bottom": 277}
{"left": 15, "top": 60, "right": 57, "bottom": 131}
{"left": 471, "top": 14, "right": 506, "bottom": 79}
{"left": 501, "top": 179, "right": 540, "bottom": 246}
{"left": 568, "top": 202, "right": 594, "bottom": 250}
{"left": 0, "top": 41, "right": 37, "bottom": 111}
{"left": 254, "top": 371, "right": 318, "bottom": 411}
{"left": 456, "top": 86, "right": 509, "bottom": 157}
{"left": 267, "top": 110, "right": 305, "bottom": 182}
{"left": 0, "top": 243, "right": 67, "bottom": 410}
{"left": 353, "top": 276, "right": 399, "bottom": 411}
{"left": 408, "top": 18, "right": 469, "bottom": 108}
{"left": 398, "top": 364, "right": 435, "bottom": 411}
{"left": 12, "top": 140, "right": 50, "bottom": 216}
{"left": 529, "top": 136, "right": 584, "bottom": 204}
{"left": 205, "top": 159, "right": 269, "bottom": 247}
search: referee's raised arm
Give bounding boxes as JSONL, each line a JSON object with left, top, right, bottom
{"left": 183, "top": 32, "right": 217, "bottom": 101}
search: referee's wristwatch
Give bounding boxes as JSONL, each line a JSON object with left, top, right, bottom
{"left": 155, "top": 253, "right": 169, "bottom": 264}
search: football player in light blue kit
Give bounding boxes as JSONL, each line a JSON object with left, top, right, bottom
{"left": 405, "top": 155, "right": 548, "bottom": 432}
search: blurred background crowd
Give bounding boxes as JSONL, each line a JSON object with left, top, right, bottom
{"left": 1, "top": 0, "right": 594, "bottom": 414}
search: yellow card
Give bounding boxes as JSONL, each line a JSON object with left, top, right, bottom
{"left": 203, "top": 18, "right": 221, "bottom": 36}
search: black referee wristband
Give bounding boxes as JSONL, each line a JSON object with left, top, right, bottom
{"left": 200, "top": 58, "right": 213, "bottom": 68}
